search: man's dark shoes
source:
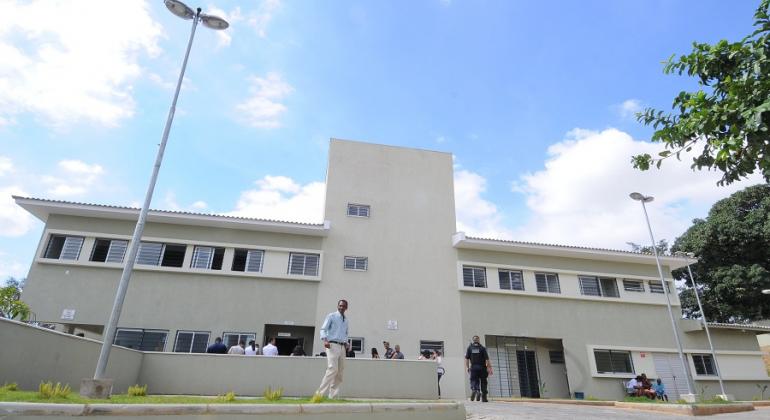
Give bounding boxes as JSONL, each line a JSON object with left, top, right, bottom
{"left": 470, "top": 391, "right": 478, "bottom": 401}
{"left": 481, "top": 393, "right": 488, "bottom": 402}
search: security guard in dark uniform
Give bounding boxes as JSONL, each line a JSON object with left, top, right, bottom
{"left": 464, "top": 335, "right": 492, "bottom": 402}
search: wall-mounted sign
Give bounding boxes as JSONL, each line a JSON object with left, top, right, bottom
{"left": 387, "top": 320, "right": 398, "bottom": 330}
{"left": 61, "top": 309, "right": 76, "bottom": 320}
{"left": 282, "top": 320, "right": 295, "bottom": 325}
{"left": 277, "top": 332, "right": 291, "bottom": 337}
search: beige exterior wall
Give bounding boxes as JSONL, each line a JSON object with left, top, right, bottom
{"left": 315, "top": 139, "right": 466, "bottom": 398}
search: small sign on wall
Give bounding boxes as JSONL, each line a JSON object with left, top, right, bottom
{"left": 640, "top": 352, "right": 646, "bottom": 358}
{"left": 277, "top": 332, "right": 291, "bottom": 337}
{"left": 61, "top": 309, "right": 76, "bottom": 320}
{"left": 387, "top": 320, "right": 398, "bottom": 330}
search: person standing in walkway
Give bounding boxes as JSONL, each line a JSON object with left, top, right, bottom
{"left": 206, "top": 337, "right": 227, "bottom": 354}
{"left": 465, "top": 335, "right": 492, "bottom": 402}
{"left": 263, "top": 337, "right": 279, "bottom": 356}
{"left": 228, "top": 339, "right": 246, "bottom": 355}
{"left": 316, "top": 299, "right": 349, "bottom": 399}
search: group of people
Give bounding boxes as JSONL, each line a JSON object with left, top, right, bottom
{"left": 626, "top": 374, "right": 668, "bottom": 401}
{"left": 204, "top": 336, "right": 282, "bottom": 356}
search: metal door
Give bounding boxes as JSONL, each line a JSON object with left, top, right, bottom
{"left": 652, "top": 353, "right": 689, "bottom": 400}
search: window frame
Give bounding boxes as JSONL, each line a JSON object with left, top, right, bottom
{"left": 222, "top": 332, "right": 256, "bottom": 349}
{"left": 623, "top": 279, "right": 645, "bottom": 293}
{"left": 692, "top": 354, "right": 717, "bottom": 376}
{"left": 462, "top": 265, "right": 487, "bottom": 288}
{"left": 343, "top": 256, "right": 368, "bottom": 271}
{"left": 136, "top": 241, "right": 187, "bottom": 267}
{"left": 90, "top": 238, "right": 128, "bottom": 263}
{"left": 549, "top": 350, "right": 565, "bottom": 364}
{"left": 288, "top": 252, "right": 320, "bottom": 276}
{"left": 579, "top": 275, "right": 619, "bottom": 297}
{"left": 348, "top": 337, "right": 364, "bottom": 354}
{"left": 649, "top": 280, "right": 671, "bottom": 294}
{"left": 593, "top": 349, "right": 635, "bottom": 374}
{"left": 420, "top": 340, "right": 445, "bottom": 356}
{"left": 498, "top": 269, "right": 525, "bottom": 291}
{"left": 346, "top": 203, "right": 371, "bottom": 218}
{"left": 535, "top": 272, "right": 561, "bottom": 294}
{"left": 114, "top": 328, "right": 168, "bottom": 352}
{"left": 43, "top": 234, "right": 85, "bottom": 261}
{"left": 190, "top": 245, "right": 225, "bottom": 270}
{"left": 173, "top": 330, "right": 211, "bottom": 353}
{"left": 231, "top": 248, "right": 265, "bottom": 273}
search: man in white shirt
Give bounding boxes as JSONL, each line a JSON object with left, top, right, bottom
{"left": 227, "top": 340, "right": 245, "bottom": 355}
{"left": 262, "top": 337, "right": 279, "bottom": 356}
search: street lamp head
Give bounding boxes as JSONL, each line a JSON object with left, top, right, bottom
{"left": 165, "top": 0, "right": 195, "bottom": 20}
{"left": 200, "top": 13, "right": 229, "bottom": 30}
{"left": 629, "top": 192, "right": 654, "bottom": 203}
{"left": 763, "top": 289, "right": 770, "bottom": 295}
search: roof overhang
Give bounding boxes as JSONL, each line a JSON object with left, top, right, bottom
{"left": 452, "top": 232, "right": 693, "bottom": 269}
{"left": 14, "top": 196, "right": 330, "bottom": 237}
{"left": 699, "top": 322, "right": 770, "bottom": 335}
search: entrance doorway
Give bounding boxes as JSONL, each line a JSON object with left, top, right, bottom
{"left": 263, "top": 324, "right": 315, "bottom": 356}
{"left": 275, "top": 337, "right": 303, "bottom": 355}
{"left": 517, "top": 350, "right": 540, "bottom": 398}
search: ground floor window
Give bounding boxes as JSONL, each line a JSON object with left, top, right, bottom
{"left": 594, "top": 349, "right": 634, "bottom": 374}
{"left": 549, "top": 350, "right": 565, "bottom": 363}
{"left": 420, "top": 340, "right": 445, "bottom": 355}
{"left": 222, "top": 332, "right": 256, "bottom": 348}
{"left": 692, "top": 354, "right": 717, "bottom": 375}
{"left": 173, "top": 330, "right": 210, "bottom": 353}
{"left": 348, "top": 337, "right": 364, "bottom": 354}
{"left": 114, "top": 328, "right": 168, "bottom": 351}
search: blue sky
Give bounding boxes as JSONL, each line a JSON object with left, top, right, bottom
{"left": 0, "top": 0, "right": 766, "bottom": 281}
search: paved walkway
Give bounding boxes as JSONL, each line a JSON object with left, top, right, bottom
{"left": 465, "top": 401, "right": 770, "bottom": 419}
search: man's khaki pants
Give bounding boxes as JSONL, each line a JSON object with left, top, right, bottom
{"left": 317, "top": 342, "right": 345, "bottom": 398}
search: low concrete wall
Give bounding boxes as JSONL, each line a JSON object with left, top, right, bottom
{"left": 0, "top": 319, "right": 438, "bottom": 399}
{"left": 0, "top": 319, "right": 143, "bottom": 393}
{"left": 138, "top": 352, "right": 438, "bottom": 398}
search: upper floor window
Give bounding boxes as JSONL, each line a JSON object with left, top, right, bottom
{"left": 43, "top": 235, "right": 84, "bottom": 260}
{"left": 190, "top": 246, "right": 224, "bottom": 270}
{"left": 594, "top": 349, "right": 634, "bottom": 374}
{"left": 692, "top": 354, "right": 717, "bottom": 375}
{"left": 173, "top": 330, "right": 210, "bottom": 353}
{"left": 462, "top": 266, "right": 487, "bottom": 288}
{"left": 649, "top": 280, "right": 670, "bottom": 294}
{"left": 232, "top": 249, "right": 264, "bottom": 273}
{"left": 623, "top": 279, "right": 645, "bottom": 292}
{"left": 498, "top": 269, "right": 524, "bottom": 291}
{"left": 90, "top": 238, "right": 128, "bottom": 263}
{"left": 288, "top": 253, "right": 320, "bottom": 276}
{"left": 579, "top": 276, "right": 619, "bottom": 297}
{"left": 136, "top": 242, "right": 186, "bottom": 267}
{"left": 535, "top": 272, "right": 561, "bottom": 294}
{"left": 344, "top": 256, "right": 368, "bottom": 271}
{"left": 347, "top": 203, "right": 370, "bottom": 217}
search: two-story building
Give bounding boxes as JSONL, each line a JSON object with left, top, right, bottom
{"left": 14, "top": 139, "right": 770, "bottom": 400}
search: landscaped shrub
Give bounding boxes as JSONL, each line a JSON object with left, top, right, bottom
{"left": 127, "top": 384, "right": 147, "bottom": 397}
{"left": 217, "top": 391, "right": 236, "bottom": 402}
{"left": 38, "top": 382, "right": 71, "bottom": 399}
{"left": 263, "top": 386, "right": 283, "bottom": 401}
{"left": 1, "top": 383, "right": 18, "bottom": 391}
{"left": 310, "top": 392, "right": 324, "bottom": 403}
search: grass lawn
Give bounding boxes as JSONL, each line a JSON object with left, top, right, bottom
{"left": 0, "top": 388, "right": 362, "bottom": 405}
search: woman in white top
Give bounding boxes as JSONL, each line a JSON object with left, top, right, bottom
{"left": 433, "top": 350, "right": 445, "bottom": 398}
{"left": 245, "top": 340, "right": 260, "bottom": 355}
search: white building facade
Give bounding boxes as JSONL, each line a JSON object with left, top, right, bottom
{"left": 15, "top": 139, "right": 770, "bottom": 400}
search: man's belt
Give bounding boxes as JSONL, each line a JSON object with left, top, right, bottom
{"left": 329, "top": 341, "right": 346, "bottom": 345}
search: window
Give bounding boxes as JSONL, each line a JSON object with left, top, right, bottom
{"left": 231, "top": 249, "right": 264, "bottom": 272}
{"left": 649, "top": 280, "right": 670, "bottom": 294}
{"left": 498, "top": 270, "right": 524, "bottom": 291}
{"left": 462, "top": 266, "right": 487, "bottom": 288}
{"left": 347, "top": 203, "right": 370, "bottom": 217}
{"left": 535, "top": 272, "right": 561, "bottom": 294}
{"left": 90, "top": 238, "right": 128, "bottom": 263}
{"left": 623, "top": 279, "right": 645, "bottom": 292}
{"left": 549, "top": 350, "right": 565, "bottom": 364}
{"left": 43, "top": 235, "right": 84, "bottom": 260}
{"left": 136, "top": 242, "right": 186, "bottom": 267}
{"left": 114, "top": 328, "right": 168, "bottom": 351}
{"left": 348, "top": 337, "right": 364, "bottom": 353}
{"left": 344, "top": 256, "right": 368, "bottom": 271}
{"left": 190, "top": 246, "right": 224, "bottom": 270}
{"left": 222, "top": 332, "right": 256, "bottom": 349}
{"left": 594, "top": 349, "right": 634, "bottom": 374}
{"left": 173, "top": 331, "right": 210, "bottom": 353}
{"left": 420, "top": 340, "right": 445, "bottom": 355}
{"left": 288, "top": 253, "right": 320, "bottom": 276}
{"left": 692, "top": 354, "right": 717, "bottom": 375}
{"left": 579, "top": 276, "right": 619, "bottom": 297}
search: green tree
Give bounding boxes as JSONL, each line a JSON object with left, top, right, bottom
{"left": 633, "top": 0, "right": 770, "bottom": 185}
{"left": 0, "top": 277, "right": 30, "bottom": 321}
{"left": 627, "top": 239, "right": 669, "bottom": 256}
{"left": 670, "top": 184, "right": 770, "bottom": 322}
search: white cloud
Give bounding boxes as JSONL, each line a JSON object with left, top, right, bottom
{"left": 207, "top": 6, "right": 243, "bottom": 48}
{"left": 0, "top": 0, "right": 162, "bottom": 128}
{"left": 511, "top": 128, "right": 764, "bottom": 249}
{"left": 248, "top": 0, "right": 282, "bottom": 38}
{"left": 0, "top": 186, "right": 36, "bottom": 237}
{"left": 0, "top": 156, "right": 13, "bottom": 176}
{"left": 228, "top": 175, "right": 325, "bottom": 223}
{"left": 160, "top": 191, "right": 208, "bottom": 212}
{"left": 191, "top": 200, "right": 208, "bottom": 210}
{"left": 0, "top": 251, "right": 28, "bottom": 281}
{"left": 43, "top": 160, "right": 104, "bottom": 197}
{"left": 618, "top": 99, "right": 643, "bottom": 119}
{"left": 235, "top": 73, "right": 293, "bottom": 128}
{"left": 454, "top": 169, "right": 513, "bottom": 239}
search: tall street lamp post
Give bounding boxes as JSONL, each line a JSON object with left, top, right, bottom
{"left": 674, "top": 251, "right": 728, "bottom": 398}
{"left": 82, "top": 0, "right": 228, "bottom": 398}
{"left": 629, "top": 192, "right": 696, "bottom": 401}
